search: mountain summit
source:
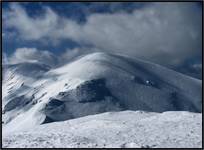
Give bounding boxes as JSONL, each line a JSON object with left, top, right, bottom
{"left": 2, "top": 52, "right": 202, "bottom": 133}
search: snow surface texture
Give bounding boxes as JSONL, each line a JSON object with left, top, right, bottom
{"left": 2, "top": 52, "right": 202, "bottom": 148}
{"left": 2, "top": 111, "right": 202, "bottom": 148}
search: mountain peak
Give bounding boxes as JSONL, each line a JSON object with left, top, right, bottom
{"left": 2, "top": 52, "right": 202, "bottom": 133}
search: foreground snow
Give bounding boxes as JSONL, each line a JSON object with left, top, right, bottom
{"left": 2, "top": 111, "right": 202, "bottom": 148}
{"left": 2, "top": 52, "right": 202, "bottom": 148}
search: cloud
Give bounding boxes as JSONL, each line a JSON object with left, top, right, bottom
{"left": 9, "top": 48, "right": 58, "bottom": 67}
{"left": 5, "top": 47, "right": 96, "bottom": 69}
{"left": 60, "top": 47, "right": 98, "bottom": 64}
{"left": 3, "top": 2, "right": 202, "bottom": 67}
{"left": 2, "top": 53, "right": 9, "bottom": 64}
{"left": 3, "top": 3, "right": 59, "bottom": 41}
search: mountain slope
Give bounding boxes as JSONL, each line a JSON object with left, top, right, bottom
{"left": 2, "top": 62, "right": 51, "bottom": 109}
{"left": 2, "top": 111, "right": 202, "bottom": 148}
{"left": 2, "top": 52, "right": 202, "bottom": 133}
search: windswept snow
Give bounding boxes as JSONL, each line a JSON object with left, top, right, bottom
{"left": 2, "top": 52, "right": 202, "bottom": 148}
{"left": 2, "top": 111, "right": 202, "bottom": 148}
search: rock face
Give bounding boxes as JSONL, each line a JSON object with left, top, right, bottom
{"left": 43, "top": 78, "right": 122, "bottom": 122}
{"left": 54, "top": 78, "right": 114, "bottom": 103}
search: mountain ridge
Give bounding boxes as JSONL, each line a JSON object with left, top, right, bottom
{"left": 2, "top": 52, "right": 202, "bottom": 134}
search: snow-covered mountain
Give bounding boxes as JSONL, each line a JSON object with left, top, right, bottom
{"left": 2, "top": 62, "right": 51, "bottom": 109}
{"left": 2, "top": 52, "right": 202, "bottom": 148}
{"left": 2, "top": 52, "right": 202, "bottom": 129}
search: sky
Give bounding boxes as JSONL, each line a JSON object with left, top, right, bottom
{"left": 2, "top": 2, "right": 202, "bottom": 79}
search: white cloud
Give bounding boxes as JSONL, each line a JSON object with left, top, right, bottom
{"left": 2, "top": 53, "right": 8, "bottom": 64}
{"left": 3, "top": 2, "right": 202, "bottom": 67}
{"left": 4, "top": 3, "right": 58, "bottom": 41}
{"left": 60, "top": 47, "right": 98, "bottom": 64}
{"left": 9, "top": 48, "right": 58, "bottom": 67}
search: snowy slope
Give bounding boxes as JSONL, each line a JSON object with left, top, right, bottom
{"left": 2, "top": 111, "right": 202, "bottom": 148}
{"left": 2, "top": 62, "right": 50, "bottom": 103}
{"left": 2, "top": 52, "right": 202, "bottom": 134}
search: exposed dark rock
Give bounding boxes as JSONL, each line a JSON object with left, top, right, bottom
{"left": 4, "top": 95, "right": 31, "bottom": 112}
{"left": 41, "top": 78, "right": 123, "bottom": 124}
{"left": 42, "top": 116, "right": 55, "bottom": 124}
{"left": 45, "top": 98, "right": 64, "bottom": 110}
{"left": 74, "top": 78, "right": 113, "bottom": 103}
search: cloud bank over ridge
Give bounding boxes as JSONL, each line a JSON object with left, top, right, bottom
{"left": 3, "top": 2, "right": 202, "bottom": 78}
{"left": 8, "top": 48, "right": 59, "bottom": 67}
